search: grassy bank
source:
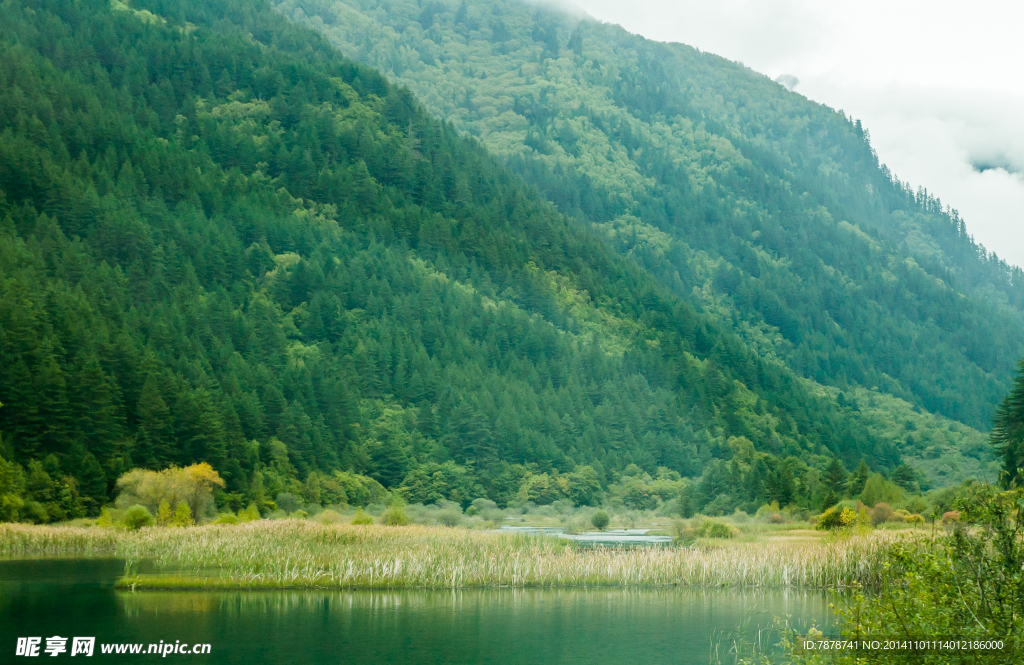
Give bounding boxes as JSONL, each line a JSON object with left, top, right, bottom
{"left": 1, "top": 521, "right": 892, "bottom": 590}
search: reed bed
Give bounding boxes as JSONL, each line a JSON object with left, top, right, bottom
{"left": 1, "top": 521, "right": 893, "bottom": 590}
{"left": 0, "top": 523, "right": 122, "bottom": 556}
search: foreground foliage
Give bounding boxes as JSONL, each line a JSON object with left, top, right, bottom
{"left": 787, "top": 484, "right": 1023, "bottom": 664}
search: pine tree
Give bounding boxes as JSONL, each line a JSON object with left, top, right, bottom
{"left": 991, "top": 357, "right": 1024, "bottom": 487}
{"left": 136, "top": 376, "right": 172, "bottom": 468}
{"left": 77, "top": 452, "right": 108, "bottom": 511}
{"left": 891, "top": 464, "right": 919, "bottom": 492}
{"left": 36, "top": 340, "right": 72, "bottom": 455}
{"left": 73, "top": 355, "right": 124, "bottom": 461}
{"left": 845, "top": 459, "right": 870, "bottom": 497}
{"left": 823, "top": 458, "right": 848, "bottom": 494}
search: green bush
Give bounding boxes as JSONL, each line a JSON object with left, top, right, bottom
{"left": 816, "top": 506, "right": 858, "bottom": 530}
{"left": 590, "top": 510, "right": 610, "bottom": 530}
{"left": 120, "top": 504, "right": 155, "bottom": 530}
{"left": 695, "top": 518, "right": 738, "bottom": 538}
{"left": 238, "top": 503, "right": 261, "bottom": 522}
{"left": 275, "top": 493, "right": 302, "bottom": 514}
{"left": 436, "top": 509, "right": 462, "bottom": 527}
{"left": 351, "top": 508, "right": 374, "bottom": 525}
{"left": 793, "top": 485, "right": 1024, "bottom": 663}
{"left": 313, "top": 509, "right": 343, "bottom": 524}
{"left": 381, "top": 505, "right": 408, "bottom": 526}
{"left": 213, "top": 513, "right": 238, "bottom": 525}
{"left": 755, "top": 506, "right": 784, "bottom": 524}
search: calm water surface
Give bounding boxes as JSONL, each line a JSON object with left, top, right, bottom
{"left": 0, "top": 558, "right": 832, "bottom": 664}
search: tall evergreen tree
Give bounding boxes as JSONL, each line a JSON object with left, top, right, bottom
{"left": 846, "top": 459, "right": 871, "bottom": 497}
{"left": 991, "top": 358, "right": 1024, "bottom": 487}
{"left": 823, "top": 459, "right": 848, "bottom": 495}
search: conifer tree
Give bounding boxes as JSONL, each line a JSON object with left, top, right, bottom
{"left": 136, "top": 376, "right": 172, "bottom": 468}
{"left": 845, "top": 459, "right": 870, "bottom": 497}
{"left": 823, "top": 458, "right": 848, "bottom": 494}
{"left": 991, "top": 358, "right": 1024, "bottom": 487}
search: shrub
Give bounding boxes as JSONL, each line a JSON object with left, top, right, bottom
{"left": 275, "top": 493, "right": 302, "bottom": 514}
{"left": 816, "top": 506, "right": 858, "bottom": 530}
{"left": 238, "top": 503, "right": 261, "bottom": 522}
{"left": 904, "top": 513, "right": 925, "bottom": 525}
{"left": 562, "top": 514, "right": 590, "bottom": 534}
{"left": 350, "top": 508, "right": 373, "bottom": 525}
{"left": 552, "top": 499, "right": 576, "bottom": 515}
{"left": 465, "top": 505, "right": 478, "bottom": 516}
{"left": 313, "top": 509, "right": 343, "bottom": 524}
{"left": 941, "top": 510, "right": 960, "bottom": 525}
{"left": 695, "top": 518, "right": 738, "bottom": 538}
{"left": 381, "top": 505, "right": 408, "bottom": 526}
{"left": 903, "top": 495, "right": 929, "bottom": 514}
{"left": 671, "top": 519, "right": 692, "bottom": 542}
{"left": 591, "top": 510, "right": 610, "bottom": 530}
{"left": 791, "top": 485, "right": 1024, "bottom": 664}
{"left": 471, "top": 498, "right": 498, "bottom": 512}
{"left": 120, "top": 504, "right": 155, "bottom": 530}
{"left": 213, "top": 513, "right": 238, "bottom": 525}
{"left": 436, "top": 509, "right": 462, "bottom": 527}
{"left": 870, "top": 503, "right": 896, "bottom": 526}
{"left": 292, "top": 509, "right": 308, "bottom": 519}
{"left": 0, "top": 493, "right": 23, "bottom": 523}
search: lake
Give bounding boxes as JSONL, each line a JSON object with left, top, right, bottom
{"left": 0, "top": 558, "right": 833, "bottom": 664}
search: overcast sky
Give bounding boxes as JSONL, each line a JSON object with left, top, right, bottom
{"left": 571, "top": 0, "right": 1024, "bottom": 268}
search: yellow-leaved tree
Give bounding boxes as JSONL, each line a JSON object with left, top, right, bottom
{"left": 115, "top": 464, "right": 225, "bottom": 523}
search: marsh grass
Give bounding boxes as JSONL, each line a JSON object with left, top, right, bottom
{"left": 1, "top": 521, "right": 896, "bottom": 591}
{"left": 0, "top": 523, "right": 122, "bottom": 555}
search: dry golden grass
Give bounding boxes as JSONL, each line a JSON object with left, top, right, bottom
{"left": 0, "top": 521, "right": 894, "bottom": 590}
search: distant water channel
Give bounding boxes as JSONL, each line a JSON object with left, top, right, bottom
{"left": 497, "top": 525, "right": 675, "bottom": 546}
{"left": 0, "top": 558, "right": 832, "bottom": 664}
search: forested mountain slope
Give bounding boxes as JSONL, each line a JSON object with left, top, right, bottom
{"left": 278, "top": 0, "right": 1024, "bottom": 434}
{"left": 0, "top": 0, "right": 916, "bottom": 517}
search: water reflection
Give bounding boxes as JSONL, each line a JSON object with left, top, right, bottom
{"left": 1, "top": 558, "right": 832, "bottom": 664}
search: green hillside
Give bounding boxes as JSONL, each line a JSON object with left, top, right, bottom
{"left": 279, "top": 0, "right": 1024, "bottom": 439}
{"left": 0, "top": 0, "right": 928, "bottom": 520}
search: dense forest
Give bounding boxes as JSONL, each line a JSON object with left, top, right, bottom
{"left": 0, "top": 0, "right": 1009, "bottom": 523}
{"left": 280, "top": 0, "right": 1024, "bottom": 440}
{"left": 0, "top": 0, "right": 909, "bottom": 521}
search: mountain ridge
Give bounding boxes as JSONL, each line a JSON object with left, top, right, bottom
{"left": 278, "top": 0, "right": 1023, "bottom": 435}
{"left": 0, "top": 0, "right": 932, "bottom": 521}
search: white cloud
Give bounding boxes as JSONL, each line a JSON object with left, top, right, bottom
{"left": 571, "top": 0, "right": 1024, "bottom": 266}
